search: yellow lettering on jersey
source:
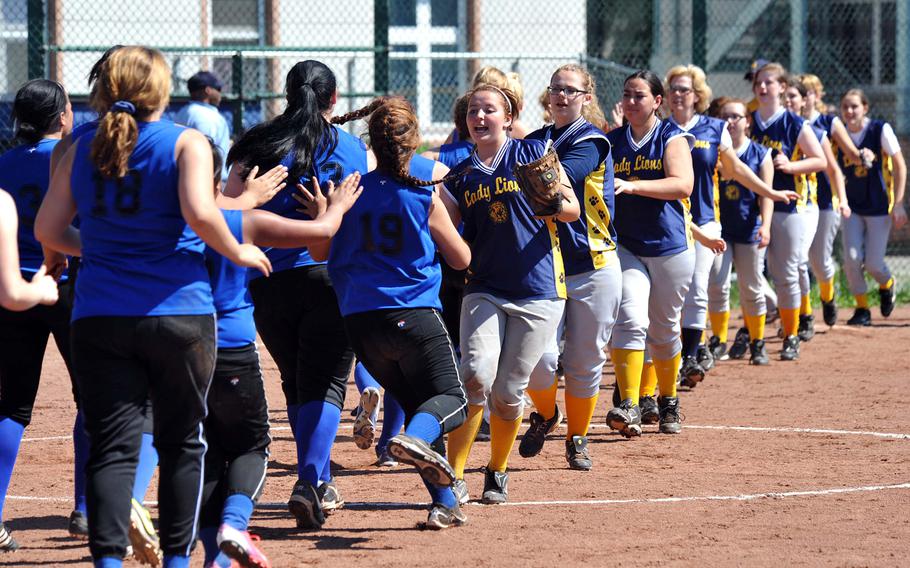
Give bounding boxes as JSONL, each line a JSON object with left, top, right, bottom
{"left": 614, "top": 157, "right": 632, "bottom": 177}
{"left": 634, "top": 155, "right": 662, "bottom": 172}
{"left": 464, "top": 183, "right": 491, "bottom": 208}
{"left": 693, "top": 139, "right": 712, "bottom": 150}
{"left": 494, "top": 176, "right": 521, "bottom": 195}
{"left": 753, "top": 135, "right": 783, "bottom": 152}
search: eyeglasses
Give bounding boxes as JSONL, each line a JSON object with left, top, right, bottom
{"left": 722, "top": 114, "right": 745, "bottom": 122}
{"left": 669, "top": 85, "right": 693, "bottom": 95}
{"left": 547, "top": 86, "right": 588, "bottom": 98}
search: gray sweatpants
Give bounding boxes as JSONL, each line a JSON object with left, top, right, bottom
{"left": 798, "top": 203, "right": 820, "bottom": 297}
{"left": 459, "top": 293, "right": 564, "bottom": 421}
{"left": 528, "top": 256, "right": 622, "bottom": 399}
{"left": 767, "top": 211, "right": 804, "bottom": 310}
{"left": 612, "top": 244, "right": 696, "bottom": 361}
{"left": 809, "top": 208, "right": 841, "bottom": 283}
{"left": 682, "top": 220, "right": 722, "bottom": 330}
{"left": 841, "top": 214, "right": 893, "bottom": 295}
{"left": 708, "top": 241, "right": 767, "bottom": 316}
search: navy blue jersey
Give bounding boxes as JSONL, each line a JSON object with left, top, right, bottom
{"left": 672, "top": 115, "right": 725, "bottom": 226}
{"left": 70, "top": 120, "right": 214, "bottom": 319}
{"left": 719, "top": 141, "right": 769, "bottom": 244}
{"left": 0, "top": 139, "right": 64, "bottom": 278}
{"left": 205, "top": 209, "right": 255, "bottom": 348}
{"left": 328, "top": 154, "right": 441, "bottom": 316}
{"left": 256, "top": 126, "right": 368, "bottom": 274}
{"left": 607, "top": 120, "right": 694, "bottom": 257}
{"left": 527, "top": 116, "right": 616, "bottom": 275}
{"left": 837, "top": 119, "right": 894, "bottom": 216}
{"left": 810, "top": 113, "right": 837, "bottom": 210}
{"left": 446, "top": 138, "right": 566, "bottom": 300}
{"left": 750, "top": 109, "right": 809, "bottom": 214}
{"left": 438, "top": 141, "right": 473, "bottom": 170}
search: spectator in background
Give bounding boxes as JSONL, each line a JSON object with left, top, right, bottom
{"left": 176, "top": 71, "right": 231, "bottom": 182}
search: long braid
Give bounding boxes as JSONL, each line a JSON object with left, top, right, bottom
{"left": 331, "top": 98, "right": 385, "bottom": 125}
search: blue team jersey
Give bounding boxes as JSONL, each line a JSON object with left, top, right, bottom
{"left": 719, "top": 140, "right": 769, "bottom": 244}
{"left": 205, "top": 209, "right": 256, "bottom": 347}
{"left": 527, "top": 116, "right": 616, "bottom": 276}
{"left": 608, "top": 120, "right": 694, "bottom": 257}
{"left": 0, "top": 139, "right": 65, "bottom": 278}
{"left": 836, "top": 119, "right": 894, "bottom": 216}
{"left": 671, "top": 115, "right": 725, "bottom": 226}
{"left": 446, "top": 138, "right": 566, "bottom": 300}
{"left": 810, "top": 113, "right": 836, "bottom": 210}
{"left": 71, "top": 120, "right": 98, "bottom": 141}
{"left": 255, "top": 126, "right": 368, "bottom": 274}
{"left": 750, "top": 109, "right": 809, "bottom": 214}
{"left": 328, "top": 154, "right": 441, "bottom": 316}
{"left": 438, "top": 141, "right": 473, "bottom": 170}
{"left": 70, "top": 120, "right": 214, "bottom": 320}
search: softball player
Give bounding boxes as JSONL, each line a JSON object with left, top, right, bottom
{"left": 749, "top": 62, "right": 826, "bottom": 360}
{"left": 35, "top": 46, "right": 271, "bottom": 568}
{"left": 606, "top": 70, "right": 694, "bottom": 436}
{"left": 223, "top": 60, "right": 375, "bottom": 530}
{"left": 666, "top": 65, "right": 797, "bottom": 384}
{"left": 837, "top": 89, "right": 906, "bottom": 325}
{"left": 522, "top": 63, "right": 621, "bottom": 471}
{"left": 444, "top": 84, "right": 579, "bottom": 504}
{"left": 351, "top": 362, "right": 406, "bottom": 466}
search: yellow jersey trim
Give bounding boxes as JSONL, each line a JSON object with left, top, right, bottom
{"left": 545, "top": 217, "right": 567, "bottom": 299}
{"left": 583, "top": 162, "right": 616, "bottom": 270}
{"left": 883, "top": 152, "right": 894, "bottom": 213}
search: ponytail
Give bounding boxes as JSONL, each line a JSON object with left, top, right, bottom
{"left": 12, "top": 79, "right": 68, "bottom": 145}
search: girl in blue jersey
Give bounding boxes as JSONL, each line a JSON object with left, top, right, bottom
{"left": 749, "top": 62, "right": 826, "bottom": 361}
{"left": 664, "top": 65, "right": 797, "bottom": 386}
{"left": 443, "top": 84, "right": 579, "bottom": 505}
{"left": 0, "top": 79, "right": 86, "bottom": 551}
{"left": 605, "top": 70, "right": 694, "bottom": 436}
{"left": 34, "top": 46, "right": 270, "bottom": 568}
{"left": 310, "top": 96, "right": 473, "bottom": 528}
{"left": 837, "top": 89, "right": 906, "bottom": 325}
{"left": 223, "top": 60, "right": 376, "bottom": 530}
{"left": 521, "top": 64, "right": 621, "bottom": 471}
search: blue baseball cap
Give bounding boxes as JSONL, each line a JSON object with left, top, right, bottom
{"left": 744, "top": 59, "right": 770, "bottom": 80}
{"left": 187, "top": 71, "right": 223, "bottom": 92}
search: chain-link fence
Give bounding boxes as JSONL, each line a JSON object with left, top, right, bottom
{"left": 3, "top": 0, "right": 909, "bottom": 284}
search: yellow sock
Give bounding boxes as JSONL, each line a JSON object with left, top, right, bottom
{"left": 800, "top": 294, "right": 813, "bottom": 316}
{"left": 526, "top": 376, "right": 558, "bottom": 420}
{"left": 880, "top": 277, "right": 894, "bottom": 291}
{"left": 446, "top": 404, "right": 484, "bottom": 479}
{"left": 611, "top": 348, "right": 644, "bottom": 405}
{"left": 744, "top": 313, "right": 766, "bottom": 340}
{"left": 488, "top": 414, "right": 522, "bottom": 472}
{"left": 855, "top": 294, "right": 869, "bottom": 308}
{"left": 780, "top": 307, "right": 800, "bottom": 337}
{"left": 819, "top": 279, "right": 835, "bottom": 303}
{"left": 654, "top": 353, "right": 682, "bottom": 398}
{"left": 639, "top": 362, "right": 657, "bottom": 398}
{"left": 564, "top": 393, "right": 599, "bottom": 439}
{"left": 700, "top": 330, "right": 707, "bottom": 343}
{"left": 709, "top": 311, "right": 731, "bottom": 343}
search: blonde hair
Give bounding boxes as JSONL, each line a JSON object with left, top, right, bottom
{"left": 503, "top": 71, "right": 525, "bottom": 112}
{"left": 90, "top": 46, "right": 171, "bottom": 178}
{"left": 751, "top": 62, "right": 788, "bottom": 90}
{"left": 538, "top": 87, "right": 552, "bottom": 124}
{"left": 467, "top": 83, "right": 520, "bottom": 121}
{"left": 472, "top": 66, "right": 508, "bottom": 88}
{"left": 799, "top": 73, "right": 826, "bottom": 113}
{"left": 552, "top": 63, "right": 606, "bottom": 128}
{"left": 665, "top": 64, "right": 712, "bottom": 114}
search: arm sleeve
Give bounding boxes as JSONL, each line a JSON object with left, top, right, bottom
{"left": 561, "top": 138, "right": 609, "bottom": 188}
{"left": 881, "top": 123, "right": 901, "bottom": 156}
{"left": 720, "top": 128, "right": 733, "bottom": 150}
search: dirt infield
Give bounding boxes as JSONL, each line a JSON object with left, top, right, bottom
{"left": 5, "top": 308, "right": 910, "bottom": 566}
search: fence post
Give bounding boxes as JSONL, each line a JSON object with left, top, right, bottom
{"left": 232, "top": 51, "right": 244, "bottom": 135}
{"left": 789, "top": 0, "right": 807, "bottom": 74}
{"left": 692, "top": 0, "right": 706, "bottom": 70}
{"left": 374, "top": 0, "right": 389, "bottom": 94}
{"left": 27, "top": 0, "right": 46, "bottom": 80}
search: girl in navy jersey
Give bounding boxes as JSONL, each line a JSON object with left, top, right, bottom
{"left": 35, "top": 46, "right": 270, "bottom": 568}
{"left": 0, "top": 79, "right": 77, "bottom": 551}
{"left": 521, "top": 63, "right": 620, "bottom": 471}
{"left": 223, "top": 60, "right": 375, "bottom": 530}
{"left": 443, "top": 84, "right": 579, "bottom": 505}
{"left": 837, "top": 89, "right": 906, "bottom": 325}
{"left": 606, "top": 70, "right": 694, "bottom": 436}
{"left": 749, "top": 62, "right": 826, "bottom": 361}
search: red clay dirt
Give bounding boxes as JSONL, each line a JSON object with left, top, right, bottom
{"left": 5, "top": 307, "right": 910, "bottom": 566}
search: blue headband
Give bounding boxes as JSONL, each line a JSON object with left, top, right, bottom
{"left": 111, "top": 100, "right": 136, "bottom": 115}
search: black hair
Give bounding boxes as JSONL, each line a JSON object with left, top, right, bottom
{"left": 227, "top": 60, "right": 339, "bottom": 182}
{"left": 624, "top": 69, "right": 664, "bottom": 99}
{"left": 89, "top": 45, "right": 124, "bottom": 86}
{"left": 205, "top": 136, "right": 224, "bottom": 188}
{"left": 13, "top": 79, "right": 68, "bottom": 145}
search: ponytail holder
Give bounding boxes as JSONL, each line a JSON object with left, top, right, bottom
{"left": 111, "top": 100, "right": 136, "bottom": 115}
{"left": 301, "top": 82, "right": 312, "bottom": 89}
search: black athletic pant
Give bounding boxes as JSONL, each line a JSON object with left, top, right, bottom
{"left": 200, "top": 343, "right": 270, "bottom": 529}
{"left": 71, "top": 315, "right": 216, "bottom": 560}
{"left": 249, "top": 264, "right": 353, "bottom": 410}
{"left": 439, "top": 263, "right": 466, "bottom": 347}
{"left": 344, "top": 308, "right": 467, "bottom": 440}
{"left": 0, "top": 278, "right": 79, "bottom": 426}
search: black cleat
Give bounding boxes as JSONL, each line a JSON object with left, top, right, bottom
{"left": 565, "top": 436, "right": 592, "bottom": 470}
{"left": 518, "top": 406, "right": 563, "bottom": 458}
{"left": 880, "top": 282, "right": 896, "bottom": 317}
{"left": 657, "top": 396, "right": 682, "bottom": 434}
{"left": 798, "top": 314, "right": 815, "bottom": 342}
{"left": 0, "top": 523, "right": 19, "bottom": 552}
{"left": 780, "top": 335, "right": 800, "bottom": 361}
{"left": 480, "top": 468, "right": 509, "bottom": 504}
{"left": 474, "top": 419, "right": 491, "bottom": 442}
{"left": 639, "top": 395, "right": 659, "bottom": 425}
{"left": 425, "top": 503, "right": 467, "bottom": 530}
{"left": 708, "top": 335, "right": 727, "bottom": 361}
{"left": 749, "top": 339, "right": 769, "bottom": 366}
{"left": 678, "top": 356, "right": 705, "bottom": 388}
{"left": 68, "top": 510, "right": 89, "bottom": 540}
{"left": 696, "top": 343, "right": 715, "bottom": 372}
{"left": 288, "top": 479, "right": 326, "bottom": 529}
{"left": 387, "top": 434, "right": 456, "bottom": 487}
{"left": 606, "top": 399, "right": 642, "bottom": 438}
{"left": 728, "top": 327, "right": 750, "bottom": 359}
{"left": 611, "top": 382, "right": 621, "bottom": 408}
{"left": 822, "top": 299, "right": 838, "bottom": 326}
{"left": 847, "top": 308, "right": 872, "bottom": 326}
